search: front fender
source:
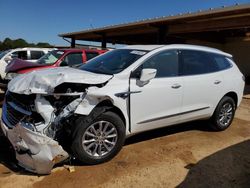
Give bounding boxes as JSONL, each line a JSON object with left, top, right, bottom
{"left": 74, "top": 86, "right": 130, "bottom": 135}
{"left": 75, "top": 94, "right": 114, "bottom": 115}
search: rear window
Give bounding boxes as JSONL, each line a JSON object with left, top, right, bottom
{"left": 212, "top": 55, "right": 232, "bottom": 70}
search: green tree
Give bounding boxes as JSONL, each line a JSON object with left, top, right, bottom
{"left": 12, "top": 38, "right": 28, "bottom": 48}
{"left": 0, "top": 38, "right": 53, "bottom": 50}
{"left": 2, "top": 38, "right": 13, "bottom": 49}
{"left": 36, "top": 42, "right": 52, "bottom": 48}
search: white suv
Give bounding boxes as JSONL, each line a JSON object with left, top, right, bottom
{"left": 0, "top": 44, "right": 245, "bottom": 174}
{"left": 0, "top": 47, "right": 54, "bottom": 81}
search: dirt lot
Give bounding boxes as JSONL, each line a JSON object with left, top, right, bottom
{"left": 0, "top": 95, "right": 249, "bottom": 187}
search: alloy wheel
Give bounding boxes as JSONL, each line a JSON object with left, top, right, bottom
{"left": 218, "top": 102, "right": 233, "bottom": 127}
{"left": 82, "top": 121, "right": 118, "bottom": 157}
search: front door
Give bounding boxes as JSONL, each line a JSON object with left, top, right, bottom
{"left": 130, "top": 50, "right": 183, "bottom": 133}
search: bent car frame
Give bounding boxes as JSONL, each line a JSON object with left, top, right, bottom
{"left": 0, "top": 44, "right": 245, "bottom": 174}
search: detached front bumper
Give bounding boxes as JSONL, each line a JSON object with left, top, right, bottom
{"left": 0, "top": 120, "right": 69, "bottom": 174}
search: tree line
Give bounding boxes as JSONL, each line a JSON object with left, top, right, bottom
{"left": 0, "top": 38, "right": 53, "bottom": 51}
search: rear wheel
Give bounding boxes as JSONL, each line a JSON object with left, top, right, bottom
{"left": 210, "top": 96, "right": 236, "bottom": 131}
{"left": 71, "top": 111, "right": 125, "bottom": 164}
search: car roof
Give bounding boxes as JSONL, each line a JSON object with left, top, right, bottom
{"left": 10, "top": 47, "right": 55, "bottom": 51}
{"left": 123, "top": 45, "right": 164, "bottom": 51}
{"left": 122, "top": 44, "right": 232, "bottom": 57}
{"left": 58, "top": 48, "right": 106, "bottom": 52}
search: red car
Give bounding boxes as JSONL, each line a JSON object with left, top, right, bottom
{"left": 5, "top": 48, "right": 106, "bottom": 81}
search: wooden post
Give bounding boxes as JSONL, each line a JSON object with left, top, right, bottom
{"left": 101, "top": 34, "right": 107, "bottom": 49}
{"left": 71, "top": 37, "right": 75, "bottom": 48}
{"left": 157, "top": 26, "right": 168, "bottom": 44}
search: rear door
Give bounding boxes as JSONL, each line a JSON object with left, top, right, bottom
{"left": 178, "top": 50, "right": 225, "bottom": 122}
{"left": 130, "top": 50, "right": 183, "bottom": 133}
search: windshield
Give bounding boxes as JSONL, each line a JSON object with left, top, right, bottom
{"left": 80, "top": 49, "right": 147, "bottom": 75}
{"left": 0, "top": 50, "right": 10, "bottom": 60}
{"left": 37, "top": 50, "right": 65, "bottom": 65}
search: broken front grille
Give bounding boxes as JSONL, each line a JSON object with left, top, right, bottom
{"left": 2, "top": 92, "right": 32, "bottom": 128}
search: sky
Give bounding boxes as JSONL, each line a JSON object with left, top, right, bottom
{"left": 0, "top": 0, "right": 250, "bottom": 46}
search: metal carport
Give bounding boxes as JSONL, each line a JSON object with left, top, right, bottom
{"left": 59, "top": 4, "right": 250, "bottom": 80}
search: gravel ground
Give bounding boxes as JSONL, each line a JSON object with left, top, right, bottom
{"left": 0, "top": 97, "right": 249, "bottom": 188}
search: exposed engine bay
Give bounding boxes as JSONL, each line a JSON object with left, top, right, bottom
{"left": 0, "top": 67, "right": 116, "bottom": 174}
{"left": 2, "top": 89, "right": 85, "bottom": 174}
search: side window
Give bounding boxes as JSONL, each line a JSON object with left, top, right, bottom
{"left": 11, "top": 51, "right": 28, "bottom": 60}
{"left": 61, "top": 53, "right": 83, "bottom": 66}
{"left": 30, "top": 51, "right": 45, "bottom": 60}
{"left": 179, "top": 50, "right": 219, "bottom": 76}
{"left": 86, "top": 52, "right": 99, "bottom": 61}
{"left": 140, "top": 50, "right": 179, "bottom": 78}
{"left": 212, "top": 55, "right": 232, "bottom": 71}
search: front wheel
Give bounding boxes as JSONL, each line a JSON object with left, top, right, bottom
{"left": 71, "top": 111, "right": 125, "bottom": 164}
{"left": 210, "top": 96, "right": 236, "bottom": 131}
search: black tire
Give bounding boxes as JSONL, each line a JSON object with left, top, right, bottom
{"left": 71, "top": 111, "right": 125, "bottom": 164}
{"left": 210, "top": 96, "right": 236, "bottom": 131}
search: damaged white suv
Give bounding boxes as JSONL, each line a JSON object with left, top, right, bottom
{"left": 1, "top": 45, "right": 245, "bottom": 174}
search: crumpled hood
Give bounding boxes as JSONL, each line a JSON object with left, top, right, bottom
{"left": 5, "top": 58, "right": 46, "bottom": 73}
{"left": 8, "top": 67, "right": 113, "bottom": 94}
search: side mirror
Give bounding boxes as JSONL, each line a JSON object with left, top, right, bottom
{"left": 140, "top": 68, "right": 157, "bottom": 82}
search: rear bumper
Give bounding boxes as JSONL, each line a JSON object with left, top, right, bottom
{"left": 0, "top": 119, "right": 69, "bottom": 174}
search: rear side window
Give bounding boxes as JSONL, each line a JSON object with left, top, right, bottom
{"left": 11, "top": 51, "right": 28, "bottom": 60}
{"left": 179, "top": 50, "right": 219, "bottom": 76}
{"left": 86, "top": 52, "right": 99, "bottom": 61}
{"left": 63, "top": 53, "right": 83, "bottom": 66}
{"left": 141, "top": 50, "right": 179, "bottom": 78}
{"left": 30, "top": 51, "right": 45, "bottom": 60}
{"left": 212, "top": 55, "right": 232, "bottom": 71}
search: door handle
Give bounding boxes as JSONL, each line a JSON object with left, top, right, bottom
{"left": 214, "top": 80, "right": 221, "bottom": 85}
{"left": 171, "top": 84, "right": 181, "bottom": 89}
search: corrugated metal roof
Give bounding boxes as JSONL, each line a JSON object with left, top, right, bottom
{"left": 59, "top": 3, "right": 250, "bottom": 37}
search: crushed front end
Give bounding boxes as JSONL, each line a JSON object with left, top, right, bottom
{"left": 0, "top": 91, "right": 84, "bottom": 174}
{"left": 0, "top": 67, "right": 113, "bottom": 174}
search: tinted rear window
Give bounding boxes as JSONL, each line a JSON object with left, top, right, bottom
{"left": 212, "top": 55, "right": 232, "bottom": 70}
{"left": 179, "top": 50, "right": 226, "bottom": 76}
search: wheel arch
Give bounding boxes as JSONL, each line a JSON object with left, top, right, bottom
{"left": 94, "top": 100, "right": 126, "bottom": 128}
{"left": 223, "top": 91, "right": 238, "bottom": 107}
